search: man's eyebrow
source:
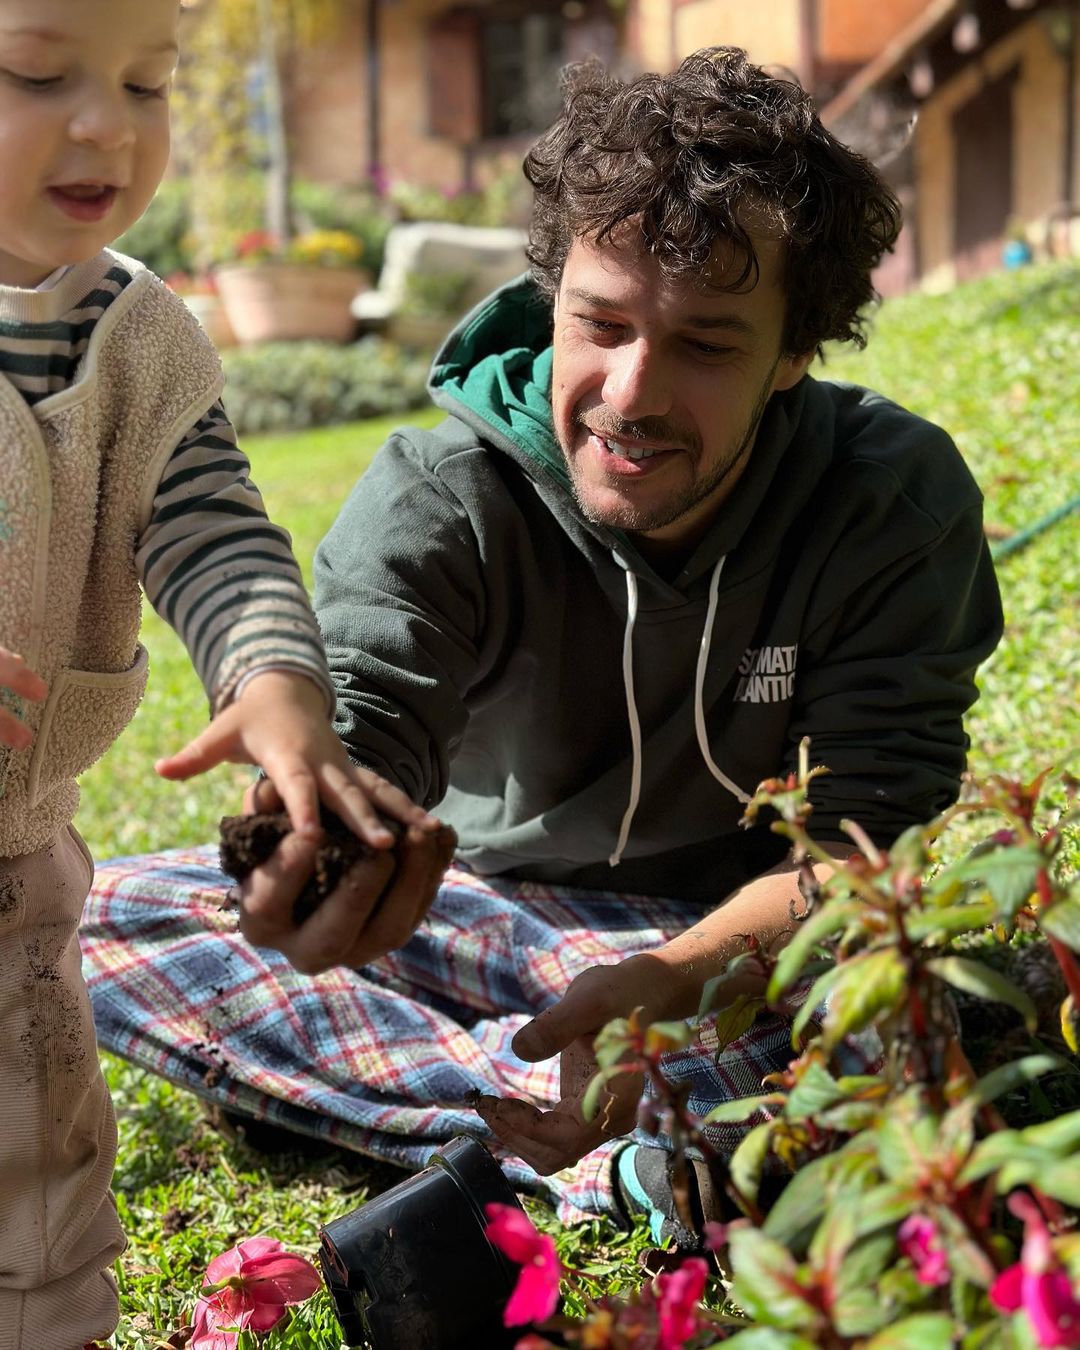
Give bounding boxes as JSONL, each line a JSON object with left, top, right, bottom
{"left": 564, "top": 288, "right": 756, "bottom": 335}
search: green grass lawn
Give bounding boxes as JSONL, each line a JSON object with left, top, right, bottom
{"left": 79, "top": 261, "right": 1079, "bottom": 1347}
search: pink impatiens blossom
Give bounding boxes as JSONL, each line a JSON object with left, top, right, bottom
{"left": 897, "top": 1214, "right": 950, "bottom": 1287}
{"left": 655, "top": 1257, "right": 710, "bottom": 1350}
{"left": 189, "top": 1235, "right": 322, "bottom": 1349}
{"left": 485, "top": 1202, "right": 563, "bottom": 1327}
{"left": 990, "top": 1193, "right": 1080, "bottom": 1348}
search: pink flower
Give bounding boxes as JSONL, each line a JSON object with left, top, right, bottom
{"left": 990, "top": 1194, "right": 1080, "bottom": 1348}
{"left": 655, "top": 1257, "right": 709, "bottom": 1350}
{"left": 189, "top": 1236, "right": 322, "bottom": 1349}
{"left": 898, "top": 1214, "right": 950, "bottom": 1287}
{"left": 484, "top": 1203, "right": 562, "bottom": 1327}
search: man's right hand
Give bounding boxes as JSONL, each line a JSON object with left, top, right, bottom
{"left": 0, "top": 647, "right": 48, "bottom": 749}
{"left": 235, "top": 775, "right": 455, "bottom": 975}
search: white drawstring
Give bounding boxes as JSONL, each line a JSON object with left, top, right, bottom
{"left": 609, "top": 553, "right": 750, "bottom": 869}
{"left": 608, "top": 565, "right": 642, "bottom": 867}
{"left": 694, "top": 555, "right": 751, "bottom": 804}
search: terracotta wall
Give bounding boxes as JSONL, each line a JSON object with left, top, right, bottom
{"left": 914, "top": 16, "right": 1076, "bottom": 289}
{"left": 816, "top": 0, "right": 931, "bottom": 64}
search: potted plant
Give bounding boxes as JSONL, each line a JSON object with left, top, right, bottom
{"left": 388, "top": 268, "right": 474, "bottom": 351}
{"left": 173, "top": 0, "right": 368, "bottom": 342}
{"left": 164, "top": 269, "right": 237, "bottom": 349}
{"left": 215, "top": 228, "right": 372, "bottom": 344}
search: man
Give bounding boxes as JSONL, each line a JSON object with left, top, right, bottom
{"left": 82, "top": 48, "right": 1002, "bottom": 1234}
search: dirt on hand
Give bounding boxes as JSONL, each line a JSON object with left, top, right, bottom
{"left": 219, "top": 808, "right": 402, "bottom": 925}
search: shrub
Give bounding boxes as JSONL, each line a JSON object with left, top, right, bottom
{"left": 220, "top": 336, "right": 430, "bottom": 436}
{"left": 387, "top": 167, "right": 526, "bottom": 229}
{"left": 516, "top": 755, "right": 1080, "bottom": 1348}
{"left": 292, "top": 180, "right": 394, "bottom": 279}
{"left": 114, "top": 179, "right": 193, "bottom": 279}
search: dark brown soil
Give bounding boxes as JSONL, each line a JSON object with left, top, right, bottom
{"left": 219, "top": 808, "right": 397, "bottom": 924}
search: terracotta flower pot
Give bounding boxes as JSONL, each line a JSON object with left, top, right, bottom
{"left": 181, "top": 291, "right": 237, "bottom": 349}
{"left": 215, "top": 262, "right": 371, "bottom": 344}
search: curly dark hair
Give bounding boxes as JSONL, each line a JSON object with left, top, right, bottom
{"left": 523, "top": 47, "right": 901, "bottom": 355}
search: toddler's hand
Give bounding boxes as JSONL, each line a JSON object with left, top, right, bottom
{"left": 0, "top": 646, "right": 48, "bottom": 750}
{"left": 153, "top": 669, "right": 440, "bottom": 848}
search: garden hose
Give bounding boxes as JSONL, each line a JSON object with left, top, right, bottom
{"left": 990, "top": 494, "right": 1080, "bottom": 561}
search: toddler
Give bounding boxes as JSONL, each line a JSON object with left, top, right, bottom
{"left": 0, "top": 1, "right": 430, "bottom": 1345}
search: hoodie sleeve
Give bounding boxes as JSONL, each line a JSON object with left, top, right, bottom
{"left": 785, "top": 464, "right": 1004, "bottom": 848}
{"left": 313, "top": 433, "right": 485, "bottom": 807}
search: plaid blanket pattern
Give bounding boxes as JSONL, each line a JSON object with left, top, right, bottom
{"left": 80, "top": 847, "right": 878, "bottom": 1226}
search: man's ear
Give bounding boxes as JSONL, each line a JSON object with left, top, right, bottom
{"left": 772, "top": 349, "right": 815, "bottom": 393}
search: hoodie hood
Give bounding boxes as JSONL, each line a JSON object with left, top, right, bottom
{"left": 430, "top": 273, "right": 568, "bottom": 488}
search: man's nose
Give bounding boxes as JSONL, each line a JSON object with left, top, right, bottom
{"left": 68, "top": 87, "right": 136, "bottom": 152}
{"left": 601, "top": 340, "right": 673, "bottom": 421}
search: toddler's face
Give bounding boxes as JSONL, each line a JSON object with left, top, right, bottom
{"left": 0, "top": 0, "right": 178, "bottom": 286}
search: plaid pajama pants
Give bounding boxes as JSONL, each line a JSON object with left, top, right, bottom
{"left": 80, "top": 847, "right": 876, "bottom": 1226}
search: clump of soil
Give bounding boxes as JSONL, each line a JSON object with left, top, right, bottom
{"left": 219, "top": 808, "right": 456, "bottom": 925}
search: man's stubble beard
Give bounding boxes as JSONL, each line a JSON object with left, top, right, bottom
{"left": 563, "top": 361, "right": 780, "bottom": 536}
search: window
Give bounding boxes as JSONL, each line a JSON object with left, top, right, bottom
{"left": 481, "top": 11, "right": 564, "bottom": 138}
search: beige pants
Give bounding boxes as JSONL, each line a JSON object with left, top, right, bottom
{"left": 0, "top": 828, "right": 124, "bottom": 1350}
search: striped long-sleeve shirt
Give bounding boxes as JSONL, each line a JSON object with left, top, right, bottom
{"left": 0, "top": 258, "right": 331, "bottom": 710}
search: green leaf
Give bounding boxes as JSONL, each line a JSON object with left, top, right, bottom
{"left": 580, "top": 1064, "right": 630, "bottom": 1123}
{"left": 709, "top": 993, "right": 767, "bottom": 1052}
{"left": 924, "top": 956, "right": 1037, "bottom": 1031}
{"left": 850, "top": 1181, "right": 915, "bottom": 1239}
{"left": 816, "top": 1100, "right": 882, "bottom": 1133}
{"left": 1023, "top": 1107, "right": 1080, "bottom": 1154}
{"left": 970, "top": 1053, "right": 1066, "bottom": 1108}
{"left": 592, "top": 1017, "right": 632, "bottom": 1070}
{"left": 785, "top": 1061, "right": 845, "bottom": 1120}
{"left": 730, "top": 1120, "right": 774, "bottom": 1205}
{"left": 699, "top": 950, "right": 761, "bottom": 1014}
{"left": 762, "top": 1153, "right": 846, "bottom": 1246}
{"left": 959, "top": 1129, "right": 1032, "bottom": 1183}
{"left": 644, "top": 1019, "right": 693, "bottom": 1054}
{"left": 708, "top": 1331, "right": 819, "bottom": 1350}
{"left": 960, "top": 1319, "right": 1015, "bottom": 1350}
{"left": 836, "top": 1227, "right": 897, "bottom": 1297}
{"left": 877, "top": 1105, "right": 941, "bottom": 1184}
{"left": 1033, "top": 1158, "right": 1080, "bottom": 1207}
{"left": 831, "top": 1285, "right": 894, "bottom": 1338}
{"left": 727, "top": 1228, "right": 821, "bottom": 1332}
{"left": 767, "top": 902, "right": 860, "bottom": 999}
{"left": 808, "top": 1192, "right": 859, "bottom": 1273}
{"left": 703, "top": 1092, "right": 783, "bottom": 1125}
{"left": 791, "top": 962, "right": 847, "bottom": 1045}
{"left": 821, "top": 948, "right": 908, "bottom": 1050}
{"left": 946, "top": 842, "right": 1044, "bottom": 919}
{"left": 904, "top": 897, "right": 996, "bottom": 943}
{"left": 864, "top": 1313, "right": 957, "bottom": 1349}
{"left": 1040, "top": 895, "right": 1080, "bottom": 950}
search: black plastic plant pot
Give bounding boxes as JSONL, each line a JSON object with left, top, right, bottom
{"left": 318, "top": 1134, "right": 530, "bottom": 1349}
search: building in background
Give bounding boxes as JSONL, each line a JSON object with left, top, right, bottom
{"left": 282, "top": 0, "right": 1078, "bottom": 293}
{"left": 286, "top": 0, "right": 931, "bottom": 192}
{"left": 822, "top": 0, "right": 1079, "bottom": 291}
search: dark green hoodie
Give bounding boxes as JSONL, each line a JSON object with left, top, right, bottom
{"left": 315, "top": 277, "right": 1003, "bottom": 903}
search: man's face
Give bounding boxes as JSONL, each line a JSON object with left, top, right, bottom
{"left": 0, "top": 0, "right": 178, "bottom": 286}
{"left": 551, "top": 232, "right": 812, "bottom": 555}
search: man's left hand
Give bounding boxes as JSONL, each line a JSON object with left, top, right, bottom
{"left": 474, "top": 952, "right": 676, "bottom": 1174}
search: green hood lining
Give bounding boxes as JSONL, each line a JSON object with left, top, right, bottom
{"left": 431, "top": 276, "right": 570, "bottom": 490}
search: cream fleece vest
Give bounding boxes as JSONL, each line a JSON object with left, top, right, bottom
{"left": 0, "top": 251, "right": 224, "bottom": 857}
